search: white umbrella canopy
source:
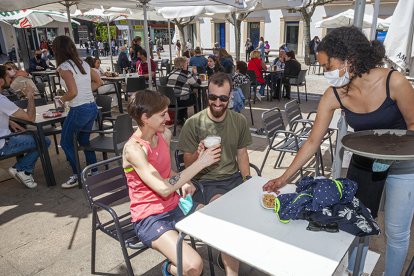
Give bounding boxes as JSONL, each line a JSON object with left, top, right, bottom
{"left": 383, "top": 0, "right": 414, "bottom": 71}
{"left": 0, "top": 9, "right": 79, "bottom": 28}
{"left": 315, "top": 9, "right": 380, "bottom": 29}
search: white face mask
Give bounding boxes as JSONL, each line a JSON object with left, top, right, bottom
{"left": 324, "top": 66, "right": 350, "bottom": 87}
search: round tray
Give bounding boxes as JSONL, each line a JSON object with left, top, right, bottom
{"left": 342, "top": 129, "right": 414, "bottom": 160}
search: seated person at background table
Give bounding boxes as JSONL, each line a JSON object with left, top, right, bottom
{"left": 263, "top": 26, "right": 414, "bottom": 276}
{"left": 231, "top": 61, "right": 250, "bottom": 112}
{"left": 52, "top": 35, "right": 103, "bottom": 189}
{"left": 41, "top": 49, "right": 55, "bottom": 69}
{"left": 206, "top": 55, "right": 224, "bottom": 78}
{"left": 178, "top": 72, "right": 252, "bottom": 276}
{"left": 217, "top": 48, "right": 234, "bottom": 74}
{"left": 0, "top": 65, "right": 51, "bottom": 188}
{"left": 270, "top": 49, "right": 286, "bottom": 99}
{"left": 117, "top": 46, "right": 130, "bottom": 72}
{"left": 167, "top": 57, "right": 200, "bottom": 124}
{"left": 3, "top": 61, "right": 38, "bottom": 99}
{"left": 136, "top": 50, "right": 156, "bottom": 80}
{"left": 28, "top": 49, "right": 49, "bottom": 73}
{"left": 123, "top": 90, "right": 220, "bottom": 276}
{"left": 281, "top": 50, "right": 301, "bottom": 99}
{"left": 247, "top": 50, "right": 267, "bottom": 100}
{"left": 189, "top": 47, "right": 208, "bottom": 74}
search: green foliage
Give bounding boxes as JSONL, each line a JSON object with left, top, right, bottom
{"left": 94, "top": 23, "right": 117, "bottom": 42}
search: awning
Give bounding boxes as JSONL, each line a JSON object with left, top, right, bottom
{"left": 116, "top": 24, "right": 129, "bottom": 31}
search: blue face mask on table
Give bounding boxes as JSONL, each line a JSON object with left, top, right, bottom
{"left": 372, "top": 160, "right": 393, "bottom": 172}
{"left": 179, "top": 194, "right": 193, "bottom": 215}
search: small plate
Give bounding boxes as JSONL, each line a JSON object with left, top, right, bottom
{"left": 260, "top": 191, "right": 278, "bottom": 210}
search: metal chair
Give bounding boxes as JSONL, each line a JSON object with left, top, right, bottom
{"left": 239, "top": 81, "right": 254, "bottom": 126}
{"left": 124, "top": 77, "right": 147, "bottom": 101}
{"left": 287, "top": 69, "right": 308, "bottom": 103}
{"left": 81, "top": 156, "right": 147, "bottom": 276}
{"left": 95, "top": 95, "right": 114, "bottom": 130}
{"left": 308, "top": 54, "right": 321, "bottom": 75}
{"left": 246, "top": 69, "right": 259, "bottom": 102}
{"left": 160, "top": 59, "right": 170, "bottom": 76}
{"left": 158, "top": 85, "right": 197, "bottom": 136}
{"left": 284, "top": 100, "right": 334, "bottom": 164}
{"left": 259, "top": 107, "right": 306, "bottom": 175}
{"left": 74, "top": 113, "right": 134, "bottom": 188}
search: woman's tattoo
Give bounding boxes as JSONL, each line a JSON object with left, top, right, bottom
{"left": 168, "top": 173, "right": 181, "bottom": 185}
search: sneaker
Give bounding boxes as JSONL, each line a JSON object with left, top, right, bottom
{"left": 61, "top": 175, "right": 78, "bottom": 189}
{"left": 8, "top": 167, "right": 18, "bottom": 181}
{"left": 15, "top": 171, "right": 37, "bottom": 188}
{"left": 161, "top": 260, "right": 173, "bottom": 276}
{"left": 255, "top": 92, "right": 263, "bottom": 101}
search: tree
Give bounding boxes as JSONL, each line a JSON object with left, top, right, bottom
{"left": 94, "top": 23, "right": 116, "bottom": 42}
{"left": 292, "top": 0, "right": 334, "bottom": 65}
{"left": 225, "top": 11, "right": 252, "bottom": 61}
{"left": 172, "top": 17, "right": 195, "bottom": 55}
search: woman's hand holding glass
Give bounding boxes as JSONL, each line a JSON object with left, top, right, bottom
{"left": 196, "top": 144, "right": 221, "bottom": 168}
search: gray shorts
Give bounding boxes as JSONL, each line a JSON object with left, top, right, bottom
{"left": 192, "top": 172, "right": 243, "bottom": 204}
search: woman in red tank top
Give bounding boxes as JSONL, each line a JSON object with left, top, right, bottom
{"left": 123, "top": 89, "right": 221, "bottom": 276}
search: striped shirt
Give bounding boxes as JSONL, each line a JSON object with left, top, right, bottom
{"left": 167, "top": 69, "right": 200, "bottom": 99}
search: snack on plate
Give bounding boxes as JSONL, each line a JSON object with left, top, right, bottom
{"left": 261, "top": 192, "right": 277, "bottom": 209}
{"left": 42, "top": 110, "right": 62, "bottom": 118}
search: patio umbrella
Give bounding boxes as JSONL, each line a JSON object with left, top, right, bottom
{"left": 314, "top": 9, "right": 380, "bottom": 29}
{"left": 383, "top": 0, "right": 414, "bottom": 72}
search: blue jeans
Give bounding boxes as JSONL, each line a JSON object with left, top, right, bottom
{"left": 0, "top": 134, "right": 51, "bottom": 173}
{"left": 348, "top": 161, "right": 414, "bottom": 275}
{"left": 60, "top": 102, "right": 98, "bottom": 175}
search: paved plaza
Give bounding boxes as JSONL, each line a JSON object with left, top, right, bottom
{"left": 1, "top": 49, "right": 414, "bottom": 276}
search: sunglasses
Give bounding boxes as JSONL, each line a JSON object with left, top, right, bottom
{"left": 306, "top": 221, "right": 339, "bottom": 233}
{"left": 208, "top": 94, "right": 230, "bottom": 102}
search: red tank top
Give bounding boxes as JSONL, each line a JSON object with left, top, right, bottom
{"left": 125, "top": 132, "right": 179, "bottom": 222}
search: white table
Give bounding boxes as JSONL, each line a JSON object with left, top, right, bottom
{"left": 176, "top": 176, "right": 359, "bottom": 276}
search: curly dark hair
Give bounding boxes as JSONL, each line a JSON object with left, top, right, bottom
{"left": 317, "top": 26, "right": 385, "bottom": 79}
{"left": 236, "top": 61, "right": 247, "bottom": 75}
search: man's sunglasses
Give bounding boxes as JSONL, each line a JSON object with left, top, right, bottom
{"left": 208, "top": 94, "right": 230, "bottom": 102}
{"left": 306, "top": 221, "right": 339, "bottom": 233}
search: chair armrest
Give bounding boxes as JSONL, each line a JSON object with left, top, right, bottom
{"left": 78, "top": 129, "right": 116, "bottom": 135}
{"left": 306, "top": 111, "right": 317, "bottom": 120}
{"left": 249, "top": 163, "right": 261, "bottom": 176}
{"left": 269, "top": 129, "right": 301, "bottom": 146}
{"left": 191, "top": 179, "right": 207, "bottom": 205}
{"left": 93, "top": 201, "right": 120, "bottom": 221}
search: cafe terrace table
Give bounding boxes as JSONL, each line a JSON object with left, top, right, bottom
{"left": 11, "top": 103, "right": 67, "bottom": 187}
{"left": 176, "top": 176, "right": 360, "bottom": 276}
{"left": 31, "top": 70, "right": 58, "bottom": 97}
{"left": 100, "top": 75, "right": 129, "bottom": 113}
{"left": 191, "top": 80, "right": 209, "bottom": 110}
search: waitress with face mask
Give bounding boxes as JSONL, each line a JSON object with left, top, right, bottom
{"left": 263, "top": 26, "right": 414, "bottom": 276}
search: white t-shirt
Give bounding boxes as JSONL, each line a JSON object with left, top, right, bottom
{"left": 0, "top": 95, "right": 19, "bottom": 149}
{"left": 58, "top": 60, "right": 95, "bottom": 107}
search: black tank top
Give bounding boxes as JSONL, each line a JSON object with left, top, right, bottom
{"left": 332, "top": 70, "right": 407, "bottom": 131}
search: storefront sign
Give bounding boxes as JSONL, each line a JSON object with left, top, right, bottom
{"left": 133, "top": 25, "right": 143, "bottom": 30}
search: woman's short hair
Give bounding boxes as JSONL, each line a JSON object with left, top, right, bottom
{"left": 127, "top": 89, "right": 170, "bottom": 127}
{"left": 84, "top": 56, "right": 94, "bottom": 68}
{"left": 286, "top": 51, "right": 296, "bottom": 59}
{"left": 4, "top": 61, "right": 17, "bottom": 70}
{"left": 236, "top": 61, "right": 247, "bottom": 75}
{"left": 317, "top": 26, "right": 385, "bottom": 78}
{"left": 250, "top": 50, "right": 261, "bottom": 59}
{"left": 174, "top": 57, "right": 188, "bottom": 70}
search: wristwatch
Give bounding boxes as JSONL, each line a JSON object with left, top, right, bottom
{"left": 242, "top": 175, "right": 252, "bottom": 182}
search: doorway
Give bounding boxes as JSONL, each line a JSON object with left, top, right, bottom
{"left": 215, "top": 23, "right": 225, "bottom": 48}
{"left": 285, "top": 21, "right": 299, "bottom": 53}
{"left": 248, "top": 22, "right": 260, "bottom": 48}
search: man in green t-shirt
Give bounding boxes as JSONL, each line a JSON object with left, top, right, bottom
{"left": 178, "top": 72, "right": 252, "bottom": 275}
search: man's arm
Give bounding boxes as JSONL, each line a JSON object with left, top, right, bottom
{"left": 11, "top": 85, "right": 36, "bottom": 122}
{"left": 236, "top": 147, "right": 250, "bottom": 178}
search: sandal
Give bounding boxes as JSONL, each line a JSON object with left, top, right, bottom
{"left": 162, "top": 260, "right": 173, "bottom": 276}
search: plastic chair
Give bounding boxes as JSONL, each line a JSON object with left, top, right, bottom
{"left": 81, "top": 156, "right": 147, "bottom": 276}
{"left": 287, "top": 69, "right": 308, "bottom": 103}
{"left": 74, "top": 113, "right": 134, "bottom": 188}
{"left": 124, "top": 77, "right": 147, "bottom": 101}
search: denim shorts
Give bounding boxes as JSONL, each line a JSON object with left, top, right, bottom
{"left": 134, "top": 204, "right": 196, "bottom": 248}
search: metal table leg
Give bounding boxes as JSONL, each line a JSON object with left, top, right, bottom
{"left": 36, "top": 124, "right": 56, "bottom": 186}
{"left": 353, "top": 236, "right": 369, "bottom": 275}
{"left": 177, "top": 231, "right": 185, "bottom": 276}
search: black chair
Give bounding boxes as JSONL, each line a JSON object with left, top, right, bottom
{"left": 95, "top": 95, "right": 114, "bottom": 130}
{"left": 35, "top": 82, "right": 48, "bottom": 101}
{"left": 246, "top": 70, "right": 258, "bottom": 96}
{"left": 124, "top": 77, "right": 147, "bottom": 101}
{"left": 13, "top": 98, "right": 62, "bottom": 154}
{"left": 81, "top": 156, "right": 147, "bottom": 276}
{"left": 160, "top": 59, "right": 170, "bottom": 76}
{"left": 158, "top": 85, "right": 197, "bottom": 136}
{"left": 286, "top": 69, "right": 308, "bottom": 103}
{"left": 74, "top": 113, "right": 134, "bottom": 188}
{"left": 239, "top": 81, "right": 254, "bottom": 126}
{"left": 158, "top": 76, "right": 168, "bottom": 86}
{"left": 284, "top": 100, "right": 334, "bottom": 163}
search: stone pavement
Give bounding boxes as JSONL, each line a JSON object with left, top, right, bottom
{"left": 1, "top": 58, "right": 413, "bottom": 276}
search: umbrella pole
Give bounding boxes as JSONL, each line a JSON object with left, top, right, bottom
{"left": 65, "top": 1, "right": 74, "bottom": 40}
{"left": 353, "top": 0, "right": 366, "bottom": 29}
{"left": 106, "top": 21, "right": 114, "bottom": 72}
{"left": 370, "top": 0, "right": 381, "bottom": 40}
{"left": 142, "top": 2, "right": 153, "bottom": 89}
{"left": 13, "top": 27, "right": 22, "bottom": 69}
{"left": 168, "top": 19, "right": 172, "bottom": 64}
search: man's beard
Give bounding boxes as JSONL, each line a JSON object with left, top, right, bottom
{"left": 209, "top": 101, "right": 229, "bottom": 118}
